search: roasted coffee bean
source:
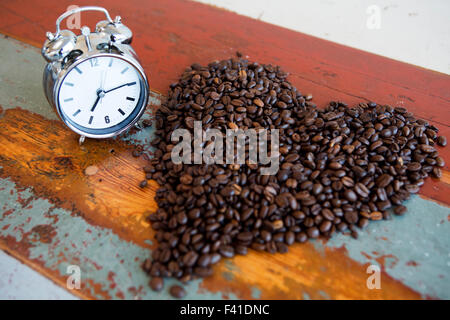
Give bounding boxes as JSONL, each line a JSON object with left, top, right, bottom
{"left": 437, "top": 136, "right": 447, "bottom": 146}
{"left": 139, "top": 180, "right": 148, "bottom": 188}
{"left": 319, "top": 220, "right": 332, "bottom": 233}
{"left": 235, "top": 245, "right": 248, "bottom": 255}
{"left": 149, "top": 277, "right": 164, "bottom": 292}
{"left": 432, "top": 167, "right": 442, "bottom": 178}
{"left": 370, "top": 211, "right": 383, "bottom": 221}
{"left": 219, "top": 245, "right": 235, "bottom": 258}
{"left": 285, "top": 231, "right": 295, "bottom": 245}
{"left": 182, "top": 251, "right": 199, "bottom": 267}
{"left": 306, "top": 227, "right": 320, "bottom": 238}
{"left": 407, "top": 162, "right": 421, "bottom": 172}
{"left": 195, "top": 267, "right": 213, "bottom": 277}
{"left": 169, "top": 285, "right": 186, "bottom": 298}
{"left": 295, "top": 232, "right": 308, "bottom": 243}
{"left": 355, "top": 183, "right": 370, "bottom": 198}
{"left": 344, "top": 211, "right": 358, "bottom": 224}
{"left": 141, "top": 57, "right": 446, "bottom": 294}
{"left": 180, "top": 174, "right": 193, "bottom": 185}
{"left": 376, "top": 174, "right": 393, "bottom": 188}
{"left": 394, "top": 205, "right": 407, "bottom": 216}
{"left": 344, "top": 189, "right": 358, "bottom": 202}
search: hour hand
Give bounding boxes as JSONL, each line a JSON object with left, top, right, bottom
{"left": 90, "top": 94, "right": 101, "bottom": 112}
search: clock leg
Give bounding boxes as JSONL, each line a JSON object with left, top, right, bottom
{"left": 134, "top": 121, "right": 144, "bottom": 130}
{"left": 79, "top": 135, "right": 86, "bottom": 145}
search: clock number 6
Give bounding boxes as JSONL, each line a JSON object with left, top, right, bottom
{"left": 104, "top": 116, "right": 110, "bottom": 124}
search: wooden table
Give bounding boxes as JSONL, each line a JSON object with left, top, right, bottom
{"left": 0, "top": 0, "right": 449, "bottom": 299}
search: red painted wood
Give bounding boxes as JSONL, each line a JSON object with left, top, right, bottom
{"left": 1, "top": 1, "right": 449, "bottom": 114}
{"left": 0, "top": 0, "right": 449, "bottom": 204}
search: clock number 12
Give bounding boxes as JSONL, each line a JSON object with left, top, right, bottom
{"left": 90, "top": 58, "right": 99, "bottom": 67}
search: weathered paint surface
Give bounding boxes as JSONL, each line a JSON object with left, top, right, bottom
{"left": 315, "top": 195, "right": 450, "bottom": 299}
{"left": 0, "top": 250, "right": 77, "bottom": 299}
{"left": 1, "top": 0, "right": 448, "bottom": 204}
{"left": 0, "top": 0, "right": 449, "bottom": 300}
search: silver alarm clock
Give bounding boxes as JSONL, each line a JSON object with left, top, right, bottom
{"left": 42, "top": 6, "right": 149, "bottom": 143}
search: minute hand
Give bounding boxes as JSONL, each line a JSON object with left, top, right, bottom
{"left": 105, "top": 81, "right": 136, "bottom": 94}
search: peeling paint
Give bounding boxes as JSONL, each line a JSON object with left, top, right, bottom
{"left": 314, "top": 195, "right": 450, "bottom": 299}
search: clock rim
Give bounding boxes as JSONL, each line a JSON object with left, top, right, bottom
{"left": 54, "top": 52, "right": 149, "bottom": 139}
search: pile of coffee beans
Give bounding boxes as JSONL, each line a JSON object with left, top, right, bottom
{"left": 139, "top": 56, "right": 446, "bottom": 297}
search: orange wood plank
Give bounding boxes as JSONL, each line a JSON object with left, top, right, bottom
{"left": 0, "top": 0, "right": 449, "bottom": 299}
{"left": 0, "top": 107, "right": 423, "bottom": 300}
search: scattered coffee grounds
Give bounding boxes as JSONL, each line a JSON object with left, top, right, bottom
{"left": 140, "top": 56, "right": 446, "bottom": 292}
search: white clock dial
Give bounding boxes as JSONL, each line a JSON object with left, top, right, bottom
{"left": 57, "top": 56, "right": 144, "bottom": 133}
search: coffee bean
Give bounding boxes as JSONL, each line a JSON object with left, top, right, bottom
{"left": 376, "top": 174, "right": 393, "bottom": 188}
{"left": 358, "top": 218, "right": 369, "bottom": 229}
{"left": 370, "top": 211, "right": 383, "bottom": 221}
{"left": 306, "top": 227, "right": 319, "bottom": 238}
{"left": 132, "top": 149, "right": 142, "bottom": 157}
{"left": 139, "top": 180, "right": 148, "bottom": 188}
{"left": 285, "top": 231, "right": 295, "bottom": 245}
{"left": 169, "top": 285, "right": 186, "bottom": 298}
{"left": 329, "top": 162, "right": 342, "bottom": 170}
{"left": 253, "top": 98, "right": 264, "bottom": 107}
{"left": 319, "top": 220, "right": 332, "bottom": 233}
{"left": 295, "top": 232, "right": 308, "bottom": 243}
{"left": 180, "top": 174, "right": 193, "bottom": 184}
{"left": 150, "top": 277, "right": 163, "bottom": 292}
{"left": 142, "top": 56, "right": 446, "bottom": 295}
{"left": 344, "top": 189, "right": 357, "bottom": 202}
{"left": 344, "top": 211, "right": 358, "bottom": 224}
{"left": 405, "top": 184, "right": 420, "bottom": 193}
{"left": 219, "top": 245, "right": 235, "bottom": 258}
{"left": 237, "top": 232, "right": 253, "bottom": 242}
{"left": 432, "top": 167, "right": 442, "bottom": 178}
{"left": 195, "top": 267, "right": 213, "bottom": 277}
{"left": 341, "top": 176, "right": 355, "bottom": 187}
{"left": 210, "top": 92, "right": 220, "bottom": 101}
{"left": 437, "top": 136, "right": 447, "bottom": 146}
{"left": 182, "top": 251, "right": 199, "bottom": 267}
{"left": 407, "top": 162, "right": 421, "bottom": 172}
{"left": 394, "top": 205, "right": 407, "bottom": 216}
{"left": 235, "top": 245, "right": 248, "bottom": 255}
{"left": 354, "top": 183, "right": 370, "bottom": 198}
{"left": 197, "top": 254, "right": 211, "bottom": 267}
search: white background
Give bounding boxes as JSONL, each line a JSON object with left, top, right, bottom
{"left": 1, "top": 0, "right": 449, "bottom": 299}
{"left": 195, "top": 0, "right": 450, "bottom": 74}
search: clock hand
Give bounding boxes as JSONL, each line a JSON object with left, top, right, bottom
{"left": 90, "top": 71, "right": 107, "bottom": 113}
{"left": 105, "top": 81, "right": 136, "bottom": 94}
{"left": 100, "top": 70, "right": 107, "bottom": 91}
{"left": 90, "top": 81, "right": 136, "bottom": 112}
{"left": 90, "top": 93, "right": 102, "bottom": 112}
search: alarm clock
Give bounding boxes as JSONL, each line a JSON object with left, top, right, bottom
{"left": 42, "top": 6, "right": 149, "bottom": 143}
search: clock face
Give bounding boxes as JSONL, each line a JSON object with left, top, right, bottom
{"left": 57, "top": 55, "right": 147, "bottom": 136}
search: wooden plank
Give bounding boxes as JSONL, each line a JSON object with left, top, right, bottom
{"left": 0, "top": 107, "right": 423, "bottom": 300}
{"left": 0, "top": 0, "right": 449, "bottom": 124}
{"left": 0, "top": 0, "right": 449, "bottom": 299}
